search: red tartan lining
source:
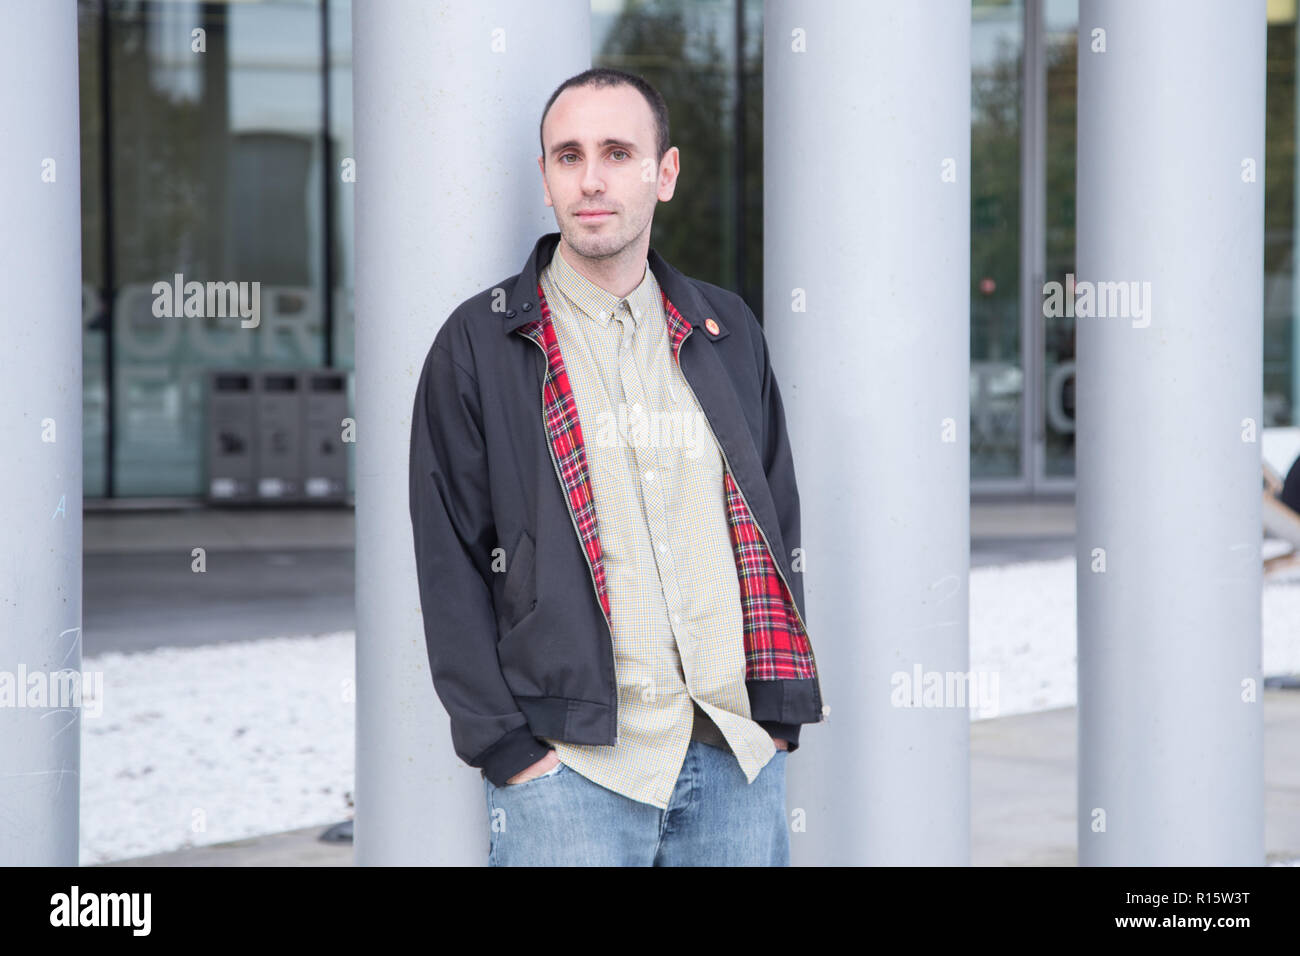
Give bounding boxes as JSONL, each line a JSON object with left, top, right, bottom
{"left": 518, "top": 281, "right": 815, "bottom": 681}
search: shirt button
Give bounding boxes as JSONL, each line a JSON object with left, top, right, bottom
{"left": 657, "top": 542, "right": 667, "bottom": 554}
{"left": 633, "top": 309, "right": 641, "bottom": 319}
{"left": 822, "top": 704, "right": 832, "bottom": 719}
{"left": 644, "top": 470, "right": 655, "bottom": 482}
{"left": 672, "top": 613, "right": 682, "bottom": 624}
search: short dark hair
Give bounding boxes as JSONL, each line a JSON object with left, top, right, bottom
{"left": 539, "top": 67, "right": 670, "bottom": 164}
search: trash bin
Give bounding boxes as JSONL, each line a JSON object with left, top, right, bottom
{"left": 301, "top": 370, "right": 349, "bottom": 502}
{"left": 255, "top": 371, "right": 303, "bottom": 501}
{"left": 206, "top": 371, "right": 256, "bottom": 501}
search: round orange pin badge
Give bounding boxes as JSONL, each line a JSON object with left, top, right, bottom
{"left": 704, "top": 318, "right": 720, "bottom": 336}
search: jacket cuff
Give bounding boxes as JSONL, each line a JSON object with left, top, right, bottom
{"left": 476, "top": 725, "right": 554, "bottom": 786}
{"left": 758, "top": 720, "right": 801, "bottom": 753}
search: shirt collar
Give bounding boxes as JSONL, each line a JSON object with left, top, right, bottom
{"left": 546, "top": 240, "right": 655, "bottom": 330}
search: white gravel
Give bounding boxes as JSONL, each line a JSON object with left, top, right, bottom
{"left": 79, "top": 632, "right": 355, "bottom": 865}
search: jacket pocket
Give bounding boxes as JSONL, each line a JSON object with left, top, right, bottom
{"left": 500, "top": 528, "right": 537, "bottom": 631}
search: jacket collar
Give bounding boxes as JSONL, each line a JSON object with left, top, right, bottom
{"left": 502, "top": 231, "right": 730, "bottom": 341}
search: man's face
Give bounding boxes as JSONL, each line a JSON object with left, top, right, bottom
{"left": 538, "top": 83, "right": 678, "bottom": 260}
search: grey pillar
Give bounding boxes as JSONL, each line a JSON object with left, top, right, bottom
{"left": 1076, "top": 0, "right": 1265, "bottom": 865}
{"left": 0, "top": 0, "right": 83, "bottom": 866}
{"left": 765, "top": 1, "right": 972, "bottom": 865}
{"left": 352, "top": 0, "right": 589, "bottom": 865}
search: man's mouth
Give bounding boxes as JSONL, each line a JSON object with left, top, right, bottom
{"left": 576, "top": 210, "right": 613, "bottom": 221}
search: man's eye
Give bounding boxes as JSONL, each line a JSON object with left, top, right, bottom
{"left": 611, "top": 150, "right": 628, "bottom": 161}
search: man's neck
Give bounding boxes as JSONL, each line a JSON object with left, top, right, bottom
{"left": 556, "top": 235, "right": 649, "bottom": 300}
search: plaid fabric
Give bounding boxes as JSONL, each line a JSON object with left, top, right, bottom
{"left": 515, "top": 283, "right": 816, "bottom": 682}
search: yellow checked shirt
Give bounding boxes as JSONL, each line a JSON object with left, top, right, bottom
{"left": 537, "top": 241, "right": 778, "bottom": 809}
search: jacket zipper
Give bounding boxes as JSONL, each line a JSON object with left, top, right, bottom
{"left": 521, "top": 330, "right": 621, "bottom": 735}
{"left": 674, "top": 325, "right": 827, "bottom": 721}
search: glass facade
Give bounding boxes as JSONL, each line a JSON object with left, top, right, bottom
{"left": 1042, "top": 0, "right": 1077, "bottom": 480}
{"left": 1267, "top": 0, "right": 1298, "bottom": 427}
{"left": 80, "top": 0, "right": 344, "bottom": 499}
{"left": 74, "top": 0, "right": 1300, "bottom": 500}
{"left": 971, "top": 0, "right": 1023, "bottom": 481}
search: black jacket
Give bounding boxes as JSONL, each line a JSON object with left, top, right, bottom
{"left": 409, "top": 231, "right": 826, "bottom": 786}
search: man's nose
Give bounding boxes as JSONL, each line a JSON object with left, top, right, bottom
{"left": 581, "top": 165, "right": 605, "bottom": 193}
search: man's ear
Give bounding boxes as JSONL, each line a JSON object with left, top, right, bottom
{"left": 656, "top": 146, "right": 680, "bottom": 202}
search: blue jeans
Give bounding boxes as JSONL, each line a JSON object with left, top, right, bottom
{"left": 483, "top": 740, "right": 790, "bottom": 866}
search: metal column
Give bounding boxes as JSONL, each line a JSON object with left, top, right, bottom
{"left": 1075, "top": 0, "right": 1265, "bottom": 864}
{"left": 0, "top": 0, "right": 83, "bottom": 866}
{"left": 764, "top": 1, "right": 972, "bottom": 864}
{"left": 352, "top": 0, "right": 589, "bottom": 865}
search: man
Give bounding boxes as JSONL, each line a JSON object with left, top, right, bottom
{"left": 409, "top": 67, "right": 827, "bottom": 866}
